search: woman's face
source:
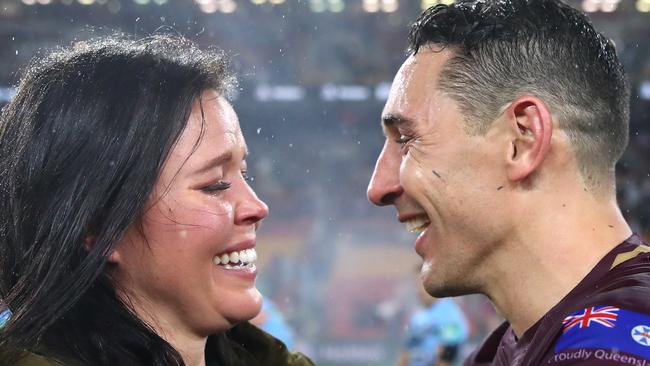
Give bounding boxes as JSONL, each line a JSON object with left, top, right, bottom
{"left": 111, "top": 90, "right": 269, "bottom": 338}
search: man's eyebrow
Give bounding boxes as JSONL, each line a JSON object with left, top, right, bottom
{"left": 381, "top": 113, "right": 416, "bottom": 128}
{"left": 194, "top": 151, "right": 233, "bottom": 175}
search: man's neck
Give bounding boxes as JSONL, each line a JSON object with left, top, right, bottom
{"left": 482, "top": 192, "right": 632, "bottom": 338}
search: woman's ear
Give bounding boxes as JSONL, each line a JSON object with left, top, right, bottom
{"left": 504, "top": 96, "right": 553, "bottom": 182}
{"left": 107, "top": 249, "right": 121, "bottom": 264}
{"left": 84, "top": 235, "right": 121, "bottom": 264}
{"left": 83, "top": 236, "right": 95, "bottom": 252}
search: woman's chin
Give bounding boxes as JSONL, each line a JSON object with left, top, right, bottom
{"left": 214, "top": 288, "right": 264, "bottom": 330}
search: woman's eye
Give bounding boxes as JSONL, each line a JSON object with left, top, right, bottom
{"left": 201, "top": 181, "right": 231, "bottom": 194}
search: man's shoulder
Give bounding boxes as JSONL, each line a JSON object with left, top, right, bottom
{"left": 464, "top": 239, "right": 650, "bottom": 366}
{"left": 463, "top": 322, "right": 511, "bottom": 366}
{"left": 541, "top": 240, "right": 650, "bottom": 365}
{"left": 544, "top": 305, "right": 650, "bottom": 365}
{"left": 586, "top": 240, "right": 650, "bottom": 310}
{"left": 539, "top": 237, "right": 650, "bottom": 365}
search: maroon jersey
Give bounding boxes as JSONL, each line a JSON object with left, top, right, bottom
{"left": 465, "top": 235, "right": 650, "bottom": 366}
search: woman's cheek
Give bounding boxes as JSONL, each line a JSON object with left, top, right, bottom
{"left": 173, "top": 201, "right": 234, "bottom": 233}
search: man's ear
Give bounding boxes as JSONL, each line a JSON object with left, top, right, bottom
{"left": 505, "top": 96, "right": 553, "bottom": 182}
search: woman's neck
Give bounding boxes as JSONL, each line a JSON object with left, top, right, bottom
{"left": 174, "top": 337, "right": 208, "bottom": 366}
{"left": 116, "top": 290, "right": 209, "bottom": 366}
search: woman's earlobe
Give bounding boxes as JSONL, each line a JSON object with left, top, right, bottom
{"left": 86, "top": 235, "right": 120, "bottom": 263}
{"left": 108, "top": 249, "right": 121, "bottom": 264}
{"left": 83, "top": 236, "right": 96, "bottom": 251}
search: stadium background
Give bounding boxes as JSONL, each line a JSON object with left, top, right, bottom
{"left": 0, "top": 0, "right": 648, "bottom": 364}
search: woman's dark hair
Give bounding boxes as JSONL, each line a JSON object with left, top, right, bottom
{"left": 409, "top": 0, "right": 630, "bottom": 186}
{"left": 0, "top": 34, "right": 235, "bottom": 365}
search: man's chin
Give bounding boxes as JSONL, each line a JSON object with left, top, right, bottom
{"left": 424, "top": 277, "right": 478, "bottom": 298}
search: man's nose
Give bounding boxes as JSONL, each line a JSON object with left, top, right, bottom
{"left": 367, "top": 143, "right": 403, "bottom": 206}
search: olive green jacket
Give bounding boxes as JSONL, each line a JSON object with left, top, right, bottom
{"left": 3, "top": 322, "right": 315, "bottom": 366}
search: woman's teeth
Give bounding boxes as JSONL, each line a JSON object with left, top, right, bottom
{"left": 405, "top": 215, "right": 431, "bottom": 233}
{"left": 213, "top": 248, "right": 257, "bottom": 269}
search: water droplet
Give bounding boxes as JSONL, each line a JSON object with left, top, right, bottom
{"left": 256, "top": 128, "right": 261, "bottom": 134}
{"left": 15, "top": 50, "right": 18, "bottom": 55}
{"left": 135, "top": 17, "right": 140, "bottom": 22}
{"left": 288, "top": 143, "right": 293, "bottom": 148}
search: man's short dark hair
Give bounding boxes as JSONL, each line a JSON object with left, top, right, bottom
{"left": 409, "top": 0, "right": 630, "bottom": 185}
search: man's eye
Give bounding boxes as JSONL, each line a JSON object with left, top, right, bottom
{"left": 201, "top": 181, "right": 231, "bottom": 194}
{"left": 396, "top": 135, "right": 412, "bottom": 145}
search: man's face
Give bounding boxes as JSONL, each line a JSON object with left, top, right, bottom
{"left": 367, "top": 49, "right": 510, "bottom": 297}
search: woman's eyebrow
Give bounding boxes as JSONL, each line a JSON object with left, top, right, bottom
{"left": 194, "top": 151, "right": 232, "bottom": 175}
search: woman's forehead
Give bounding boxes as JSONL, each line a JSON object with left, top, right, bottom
{"left": 164, "top": 93, "right": 244, "bottom": 172}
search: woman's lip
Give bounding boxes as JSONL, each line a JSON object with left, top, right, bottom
{"left": 216, "top": 239, "right": 255, "bottom": 256}
{"left": 215, "top": 264, "right": 258, "bottom": 281}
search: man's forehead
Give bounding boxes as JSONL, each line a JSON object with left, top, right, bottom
{"left": 392, "top": 54, "right": 418, "bottom": 87}
{"left": 381, "top": 48, "right": 452, "bottom": 130}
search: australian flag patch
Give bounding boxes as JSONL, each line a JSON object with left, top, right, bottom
{"left": 553, "top": 306, "right": 650, "bottom": 362}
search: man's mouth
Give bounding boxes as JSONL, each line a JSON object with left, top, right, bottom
{"left": 405, "top": 214, "right": 431, "bottom": 233}
{"left": 213, "top": 248, "right": 257, "bottom": 270}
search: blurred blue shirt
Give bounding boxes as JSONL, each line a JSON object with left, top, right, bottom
{"left": 404, "top": 298, "right": 468, "bottom": 366}
{"left": 0, "top": 308, "right": 11, "bottom": 328}
{"left": 259, "top": 298, "right": 295, "bottom": 350}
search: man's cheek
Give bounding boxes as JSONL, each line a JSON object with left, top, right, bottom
{"left": 401, "top": 160, "right": 438, "bottom": 195}
{"left": 402, "top": 149, "right": 436, "bottom": 180}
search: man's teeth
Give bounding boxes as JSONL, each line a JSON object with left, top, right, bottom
{"left": 405, "top": 215, "right": 431, "bottom": 233}
{"left": 213, "top": 248, "right": 257, "bottom": 266}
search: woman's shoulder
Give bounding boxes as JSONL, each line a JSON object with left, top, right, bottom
{"left": 0, "top": 350, "right": 65, "bottom": 366}
{"left": 225, "top": 322, "right": 315, "bottom": 366}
